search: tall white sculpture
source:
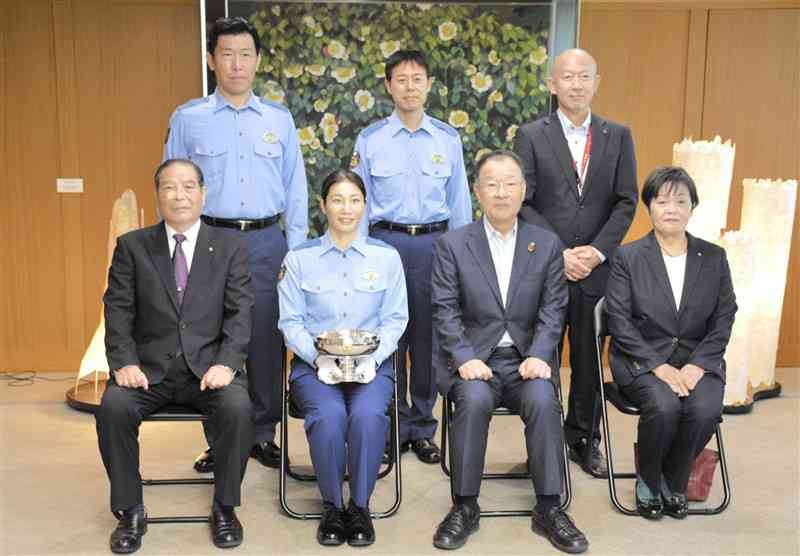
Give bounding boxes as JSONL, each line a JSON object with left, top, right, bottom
{"left": 672, "top": 137, "right": 736, "bottom": 241}
{"left": 739, "top": 179, "right": 798, "bottom": 396}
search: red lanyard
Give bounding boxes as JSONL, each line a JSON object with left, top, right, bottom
{"left": 574, "top": 126, "right": 592, "bottom": 194}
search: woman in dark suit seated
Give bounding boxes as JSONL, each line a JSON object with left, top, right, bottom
{"left": 605, "top": 166, "right": 737, "bottom": 520}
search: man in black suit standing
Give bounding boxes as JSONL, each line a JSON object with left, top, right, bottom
{"left": 96, "top": 159, "right": 254, "bottom": 553}
{"left": 513, "top": 48, "right": 638, "bottom": 476}
{"left": 430, "top": 151, "right": 587, "bottom": 554}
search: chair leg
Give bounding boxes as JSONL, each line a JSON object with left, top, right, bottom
{"left": 687, "top": 424, "right": 732, "bottom": 516}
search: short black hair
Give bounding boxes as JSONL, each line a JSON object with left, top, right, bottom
{"left": 320, "top": 169, "right": 366, "bottom": 202}
{"left": 475, "top": 149, "right": 524, "bottom": 179}
{"left": 385, "top": 49, "right": 429, "bottom": 81}
{"left": 641, "top": 166, "right": 699, "bottom": 210}
{"left": 154, "top": 159, "right": 205, "bottom": 190}
{"left": 207, "top": 17, "right": 261, "bottom": 56}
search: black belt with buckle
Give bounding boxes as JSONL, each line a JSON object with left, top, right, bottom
{"left": 372, "top": 220, "right": 448, "bottom": 236}
{"left": 201, "top": 214, "right": 281, "bottom": 232}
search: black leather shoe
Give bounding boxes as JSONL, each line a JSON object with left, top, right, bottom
{"left": 433, "top": 503, "right": 480, "bottom": 550}
{"left": 110, "top": 510, "right": 147, "bottom": 554}
{"left": 344, "top": 501, "right": 375, "bottom": 547}
{"left": 635, "top": 482, "right": 664, "bottom": 520}
{"left": 251, "top": 441, "right": 282, "bottom": 469}
{"left": 568, "top": 438, "right": 608, "bottom": 478}
{"left": 410, "top": 438, "right": 441, "bottom": 464}
{"left": 210, "top": 506, "right": 243, "bottom": 548}
{"left": 663, "top": 493, "right": 688, "bottom": 519}
{"left": 531, "top": 506, "right": 589, "bottom": 554}
{"left": 194, "top": 447, "right": 215, "bottom": 474}
{"left": 317, "top": 502, "right": 346, "bottom": 546}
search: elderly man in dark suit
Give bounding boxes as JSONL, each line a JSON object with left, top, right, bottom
{"left": 96, "top": 159, "right": 254, "bottom": 553}
{"left": 430, "top": 151, "right": 587, "bottom": 554}
{"left": 513, "top": 48, "right": 638, "bottom": 477}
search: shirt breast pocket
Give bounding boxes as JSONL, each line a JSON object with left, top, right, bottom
{"left": 420, "top": 160, "right": 452, "bottom": 204}
{"left": 301, "top": 279, "right": 337, "bottom": 321}
{"left": 254, "top": 142, "right": 283, "bottom": 180}
{"left": 369, "top": 162, "right": 405, "bottom": 204}
{"left": 192, "top": 142, "right": 228, "bottom": 186}
{"left": 353, "top": 276, "right": 388, "bottom": 307}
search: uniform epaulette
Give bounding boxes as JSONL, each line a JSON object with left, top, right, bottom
{"left": 259, "top": 97, "right": 291, "bottom": 114}
{"left": 429, "top": 117, "right": 459, "bottom": 138}
{"left": 364, "top": 237, "right": 393, "bottom": 250}
{"left": 175, "top": 95, "right": 214, "bottom": 113}
{"left": 293, "top": 238, "right": 322, "bottom": 251}
{"left": 359, "top": 118, "right": 390, "bottom": 138}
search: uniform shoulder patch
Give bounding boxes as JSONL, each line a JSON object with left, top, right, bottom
{"left": 359, "top": 118, "right": 390, "bottom": 139}
{"left": 364, "top": 237, "right": 393, "bottom": 250}
{"left": 175, "top": 95, "right": 211, "bottom": 114}
{"left": 259, "top": 97, "right": 291, "bottom": 114}
{"left": 277, "top": 264, "right": 286, "bottom": 282}
{"left": 429, "top": 117, "right": 460, "bottom": 138}
{"left": 293, "top": 238, "right": 322, "bottom": 251}
{"left": 350, "top": 151, "right": 361, "bottom": 169}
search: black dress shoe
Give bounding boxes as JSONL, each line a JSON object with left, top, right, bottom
{"left": 251, "top": 441, "right": 282, "bottom": 469}
{"left": 344, "top": 501, "right": 375, "bottom": 547}
{"left": 410, "top": 438, "right": 441, "bottom": 464}
{"left": 568, "top": 438, "right": 608, "bottom": 478}
{"left": 635, "top": 481, "right": 664, "bottom": 520}
{"left": 663, "top": 493, "right": 688, "bottom": 519}
{"left": 531, "top": 506, "right": 589, "bottom": 554}
{"left": 110, "top": 510, "right": 147, "bottom": 554}
{"left": 432, "top": 503, "right": 480, "bottom": 550}
{"left": 317, "top": 502, "right": 346, "bottom": 546}
{"left": 194, "top": 447, "right": 215, "bottom": 474}
{"left": 210, "top": 506, "right": 244, "bottom": 548}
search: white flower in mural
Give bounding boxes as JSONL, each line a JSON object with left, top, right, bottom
{"left": 438, "top": 21, "right": 457, "bottom": 41}
{"left": 529, "top": 46, "right": 548, "bottom": 66}
{"left": 326, "top": 40, "right": 348, "bottom": 60}
{"left": 380, "top": 40, "right": 402, "bottom": 59}
{"left": 331, "top": 67, "right": 356, "bottom": 84}
{"left": 284, "top": 64, "right": 304, "bottom": 78}
{"left": 271, "top": 5, "right": 280, "bottom": 16}
{"left": 297, "top": 126, "right": 316, "bottom": 146}
{"left": 506, "top": 124, "right": 519, "bottom": 143}
{"left": 438, "top": 86, "right": 448, "bottom": 97}
{"left": 488, "top": 90, "right": 503, "bottom": 103}
{"left": 321, "top": 113, "right": 338, "bottom": 128}
{"left": 488, "top": 50, "right": 501, "bottom": 66}
{"left": 374, "top": 63, "right": 386, "bottom": 79}
{"left": 306, "top": 64, "right": 326, "bottom": 77}
{"left": 264, "top": 84, "right": 285, "bottom": 104}
{"left": 416, "top": 3, "right": 433, "bottom": 11}
{"left": 310, "top": 138, "right": 322, "bottom": 151}
{"left": 313, "top": 98, "right": 331, "bottom": 112}
{"left": 465, "top": 64, "right": 477, "bottom": 76}
{"left": 322, "top": 125, "right": 338, "bottom": 144}
{"left": 470, "top": 72, "right": 493, "bottom": 93}
{"left": 448, "top": 110, "right": 470, "bottom": 128}
{"left": 474, "top": 148, "right": 492, "bottom": 162}
{"left": 354, "top": 90, "right": 375, "bottom": 112}
{"left": 302, "top": 15, "right": 316, "bottom": 29}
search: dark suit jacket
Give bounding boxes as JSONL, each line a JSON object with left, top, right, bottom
{"left": 103, "top": 221, "right": 254, "bottom": 384}
{"left": 605, "top": 231, "right": 737, "bottom": 387}
{"left": 431, "top": 218, "right": 568, "bottom": 395}
{"left": 513, "top": 112, "right": 638, "bottom": 296}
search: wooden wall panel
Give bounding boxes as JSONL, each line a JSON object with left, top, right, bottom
{"left": 702, "top": 8, "right": 800, "bottom": 364}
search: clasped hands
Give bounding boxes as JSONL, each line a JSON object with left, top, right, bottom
{"left": 316, "top": 355, "right": 376, "bottom": 385}
{"left": 114, "top": 364, "right": 234, "bottom": 391}
{"left": 563, "top": 246, "right": 601, "bottom": 282}
{"left": 458, "top": 357, "right": 551, "bottom": 381}
{"left": 653, "top": 363, "right": 705, "bottom": 397}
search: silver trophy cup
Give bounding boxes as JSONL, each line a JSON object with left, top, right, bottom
{"left": 314, "top": 329, "right": 380, "bottom": 383}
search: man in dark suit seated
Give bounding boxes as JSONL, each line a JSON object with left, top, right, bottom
{"left": 95, "top": 159, "right": 255, "bottom": 553}
{"left": 430, "top": 151, "right": 587, "bottom": 554}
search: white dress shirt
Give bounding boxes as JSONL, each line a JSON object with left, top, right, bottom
{"left": 662, "top": 252, "right": 687, "bottom": 310}
{"left": 484, "top": 217, "right": 517, "bottom": 347}
{"left": 165, "top": 219, "right": 201, "bottom": 272}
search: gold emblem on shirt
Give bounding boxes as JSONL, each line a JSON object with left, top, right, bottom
{"left": 528, "top": 242, "right": 537, "bottom": 253}
{"left": 362, "top": 270, "right": 380, "bottom": 282}
{"left": 431, "top": 153, "right": 446, "bottom": 164}
{"left": 277, "top": 264, "right": 286, "bottom": 281}
{"left": 262, "top": 131, "right": 278, "bottom": 144}
{"left": 350, "top": 152, "right": 361, "bottom": 169}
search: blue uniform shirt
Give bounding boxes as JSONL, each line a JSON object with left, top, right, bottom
{"left": 277, "top": 233, "right": 409, "bottom": 368}
{"left": 352, "top": 112, "right": 472, "bottom": 235}
{"left": 164, "top": 89, "right": 309, "bottom": 248}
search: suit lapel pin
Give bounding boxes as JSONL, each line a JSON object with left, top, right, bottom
{"left": 528, "top": 242, "right": 536, "bottom": 253}
{"left": 602, "top": 128, "right": 608, "bottom": 135}
{"left": 209, "top": 246, "right": 214, "bottom": 252}
{"left": 697, "top": 252, "right": 702, "bottom": 256}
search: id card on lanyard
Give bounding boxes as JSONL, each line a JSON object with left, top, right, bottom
{"left": 575, "top": 126, "right": 592, "bottom": 196}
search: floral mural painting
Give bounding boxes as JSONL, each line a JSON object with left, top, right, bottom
{"left": 244, "top": 2, "right": 552, "bottom": 235}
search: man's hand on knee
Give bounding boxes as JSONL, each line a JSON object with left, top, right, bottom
{"left": 114, "top": 365, "right": 149, "bottom": 390}
{"left": 518, "top": 357, "right": 551, "bottom": 380}
{"left": 200, "top": 365, "right": 235, "bottom": 391}
{"left": 458, "top": 359, "right": 493, "bottom": 381}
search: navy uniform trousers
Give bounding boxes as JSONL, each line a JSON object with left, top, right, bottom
{"left": 96, "top": 356, "right": 253, "bottom": 512}
{"left": 449, "top": 347, "right": 564, "bottom": 497}
{"left": 370, "top": 226, "right": 440, "bottom": 443}
{"left": 203, "top": 224, "right": 288, "bottom": 445}
{"left": 290, "top": 358, "right": 394, "bottom": 509}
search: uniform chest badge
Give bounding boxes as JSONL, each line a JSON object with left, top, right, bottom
{"left": 277, "top": 264, "right": 286, "bottom": 281}
{"left": 362, "top": 270, "right": 380, "bottom": 282}
{"left": 528, "top": 242, "right": 536, "bottom": 253}
{"left": 262, "top": 131, "right": 278, "bottom": 144}
{"left": 350, "top": 152, "right": 361, "bottom": 169}
{"left": 431, "top": 153, "right": 446, "bottom": 165}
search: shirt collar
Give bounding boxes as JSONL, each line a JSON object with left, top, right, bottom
{"left": 557, "top": 108, "right": 591, "bottom": 131}
{"left": 212, "top": 88, "right": 262, "bottom": 114}
{"left": 318, "top": 232, "right": 368, "bottom": 257}
{"left": 483, "top": 216, "right": 518, "bottom": 243}
{"left": 388, "top": 111, "right": 433, "bottom": 137}
{"left": 165, "top": 218, "right": 201, "bottom": 244}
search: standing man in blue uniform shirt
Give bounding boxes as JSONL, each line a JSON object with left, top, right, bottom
{"left": 352, "top": 49, "right": 472, "bottom": 463}
{"left": 164, "top": 17, "right": 308, "bottom": 472}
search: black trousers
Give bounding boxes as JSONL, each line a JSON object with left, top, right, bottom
{"left": 96, "top": 357, "right": 253, "bottom": 512}
{"left": 563, "top": 282, "right": 602, "bottom": 446}
{"left": 449, "top": 347, "right": 564, "bottom": 497}
{"left": 621, "top": 372, "right": 723, "bottom": 494}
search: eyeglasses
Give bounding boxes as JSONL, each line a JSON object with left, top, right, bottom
{"left": 480, "top": 181, "right": 523, "bottom": 192}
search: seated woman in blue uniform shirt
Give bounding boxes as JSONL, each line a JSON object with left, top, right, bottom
{"left": 277, "top": 169, "right": 408, "bottom": 547}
